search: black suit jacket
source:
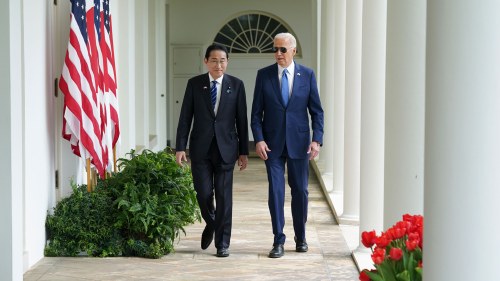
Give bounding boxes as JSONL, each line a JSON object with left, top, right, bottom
{"left": 176, "top": 73, "right": 249, "bottom": 163}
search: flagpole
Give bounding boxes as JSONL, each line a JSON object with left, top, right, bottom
{"left": 86, "top": 159, "right": 92, "bottom": 192}
{"left": 113, "top": 146, "right": 117, "bottom": 173}
{"left": 92, "top": 168, "right": 97, "bottom": 192}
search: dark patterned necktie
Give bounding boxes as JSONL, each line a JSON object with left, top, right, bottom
{"left": 281, "top": 69, "right": 289, "bottom": 106}
{"left": 210, "top": 80, "right": 217, "bottom": 109}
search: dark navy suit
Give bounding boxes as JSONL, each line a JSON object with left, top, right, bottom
{"left": 251, "top": 62, "right": 324, "bottom": 246}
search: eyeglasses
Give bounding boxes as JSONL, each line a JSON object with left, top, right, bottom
{"left": 208, "top": 60, "right": 227, "bottom": 65}
{"left": 272, "top": 47, "right": 288, "bottom": 53}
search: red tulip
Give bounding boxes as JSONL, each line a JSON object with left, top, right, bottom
{"left": 371, "top": 248, "right": 386, "bottom": 265}
{"left": 388, "top": 226, "right": 406, "bottom": 240}
{"left": 406, "top": 238, "right": 419, "bottom": 251}
{"left": 361, "top": 230, "right": 377, "bottom": 248}
{"left": 375, "top": 233, "right": 391, "bottom": 248}
{"left": 408, "top": 232, "right": 420, "bottom": 241}
{"left": 389, "top": 247, "right": 403, "bottom": 261}
{"left": 359, "top": 270, "right": 371, "bottom": 281}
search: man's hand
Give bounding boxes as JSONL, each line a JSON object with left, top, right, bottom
{"left": 238, "top": 155, "right": 248, "bottom": 171}
{"left": 307, "top": 141, "right": 321, "bottom": 160}
{"left": 255, "top": 141, "right": 271, "bottom": 160}
{"left": 175, "top": 151, "right": 188, "bottom": 167}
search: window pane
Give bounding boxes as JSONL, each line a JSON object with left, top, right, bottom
{"left": 213, "top": 13, "right": 294, "bottom": 54}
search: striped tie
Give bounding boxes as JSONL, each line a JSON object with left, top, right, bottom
{"left": 210, "top": 80, "right": 217, "bottom": 109}
{"left": 281, "top": 69, "right": 289, "bottom": 106}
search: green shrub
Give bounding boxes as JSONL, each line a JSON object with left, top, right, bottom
{"left": 104, "top": 148, "right": 200, "bottom": 258}
{"left": 45, "top": 183, "right": 122, "bottom": 257}
{"left": 45, "top": 148, "right": 201, "bottom": 259}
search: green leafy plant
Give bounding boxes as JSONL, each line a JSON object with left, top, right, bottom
{"left": 102, "top": 148, "right": 201, "bottom": 258}
{"left": 359, "top": 214, "right": 423, "bottom": 281}
{"left": 45, "top": 183, "right": 122, "bottom": 257}
{"left": 44, "top": 148, "right": 200, "bottom": 259}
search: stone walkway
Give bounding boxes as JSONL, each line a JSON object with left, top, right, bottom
{"left": 24, "top": 158, "right": 360, "bottom": 281}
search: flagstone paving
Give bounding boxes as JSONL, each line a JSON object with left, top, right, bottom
{"left": 24, "top": 157, "right": 359, "bottom": 281}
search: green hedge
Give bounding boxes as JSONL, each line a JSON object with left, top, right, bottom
{"left": 45, "top": 148, "right": 201, "bottom": 259}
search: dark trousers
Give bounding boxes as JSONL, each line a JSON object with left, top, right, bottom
{"left": 265, "top": 150, "right": 309, "bottom": 246}
{"left": 191, "top": 138, "right": 235, "bottom": 250}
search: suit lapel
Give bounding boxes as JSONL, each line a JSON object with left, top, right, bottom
{"left": 290, "top": 63, "right": 301, "bottom": 105}
{"left": 218, "top": 78, "right": 230, "bottom": 114}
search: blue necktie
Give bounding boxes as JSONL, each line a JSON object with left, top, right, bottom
{"left": 210, "top": 80, "right": 217, "bottom": 109}
{"left": 281, "top": 69, "right": 289, "bottom": 106}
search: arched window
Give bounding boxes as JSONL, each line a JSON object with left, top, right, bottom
{"left": 213, "top": 12, "right": 300, "bottom": 56}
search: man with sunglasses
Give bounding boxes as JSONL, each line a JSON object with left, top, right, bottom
{"left": 251, "top": 33, "right": 324, "bottom": 258}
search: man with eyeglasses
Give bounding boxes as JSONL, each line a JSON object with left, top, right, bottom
{"left": 251, "top": 32, "right": 324, "bottom": 258}
{"left": 175, "top": 43, "right": 249, "bottom": 258}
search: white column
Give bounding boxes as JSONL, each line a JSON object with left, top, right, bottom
{"left": 135, "top": 2, "right": 149, "bottom": 148}
{"left": 155, "top": 0, "right": 168, "bottom": 150}
{"left": 319, "top": 0, "right": 335, "bottom": 192}
{"left": 358, "top": 0, "right": 386, "bottom": 246}
{"left": 341, "top": 0, "right": 362, "bottom": 221}
{"left": 1, "top": 0, "right": 23, "bottom": 280}
{"left": 384, "top": 0, "right": 425, "bottom": 228}
{"left": 425, "top": 1, "right": 500, "bottom": 280}
{"left": 114, "top": 0, "right": 137, "bottom": 155}
{"left": 333, "top": 0, "right": 346, "bottom": 194}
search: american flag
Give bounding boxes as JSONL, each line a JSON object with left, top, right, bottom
{"left": 100, "top": 0, "right": 120, "bottom": 171}
{"left": 59, "top": 0, "right": 119, "bottom": 179}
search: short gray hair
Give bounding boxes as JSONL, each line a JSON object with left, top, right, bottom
{"left": 274, "top": 32, "right": 296, "bottom": 48}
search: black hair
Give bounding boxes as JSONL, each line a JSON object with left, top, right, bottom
{"left": 205, "top": 43, "right": 229, "bottom": 60}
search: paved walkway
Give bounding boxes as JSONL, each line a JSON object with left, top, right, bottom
{"left": 24, "top": 158, "right": 360, "bottom": 281}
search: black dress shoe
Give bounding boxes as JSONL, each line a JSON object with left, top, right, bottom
{"left": 216, "top": 248, "right": 230, "bottom": 257}
{"left": 296, "top": 241, "right": 308, "bottom": 252}
{"left": 201, "top": 225, "right": 214, "bottom": 250}
{"left": 268, "top": 244, "right": 284, "bottom": 258}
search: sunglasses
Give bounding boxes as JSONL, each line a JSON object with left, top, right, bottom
{"left": 272, "top": 47, "right": 288, "bottom": 53}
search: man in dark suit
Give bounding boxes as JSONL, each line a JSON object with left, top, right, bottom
{"left": 251, "top": 33, "right": 324, "bottom": 258}
{"left": 175, "top": 43, "right": 249, "bottom": 258}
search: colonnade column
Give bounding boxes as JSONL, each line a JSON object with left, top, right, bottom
{"left": 341, "top": 0, "right": 362, "bottom": 221}
{"left": 113, "top": 0, "right": 137, "bottom": 154}
{"left": 319, "top": 0, "right": 335, "bottom": 192}
{"left": 357, "top": 0, "right": 386, "bottom": 248}
{"left": 1, "top": 1, "right": 24, "bottom": 280}
{"left": 333, "top": 0, "right": 346, "bottom": 194}
{"left": 384, "top": 0, "right": 425, "bottom": 228}
{"left": 425, "top": 1, "right": 500, "bottom": 280}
